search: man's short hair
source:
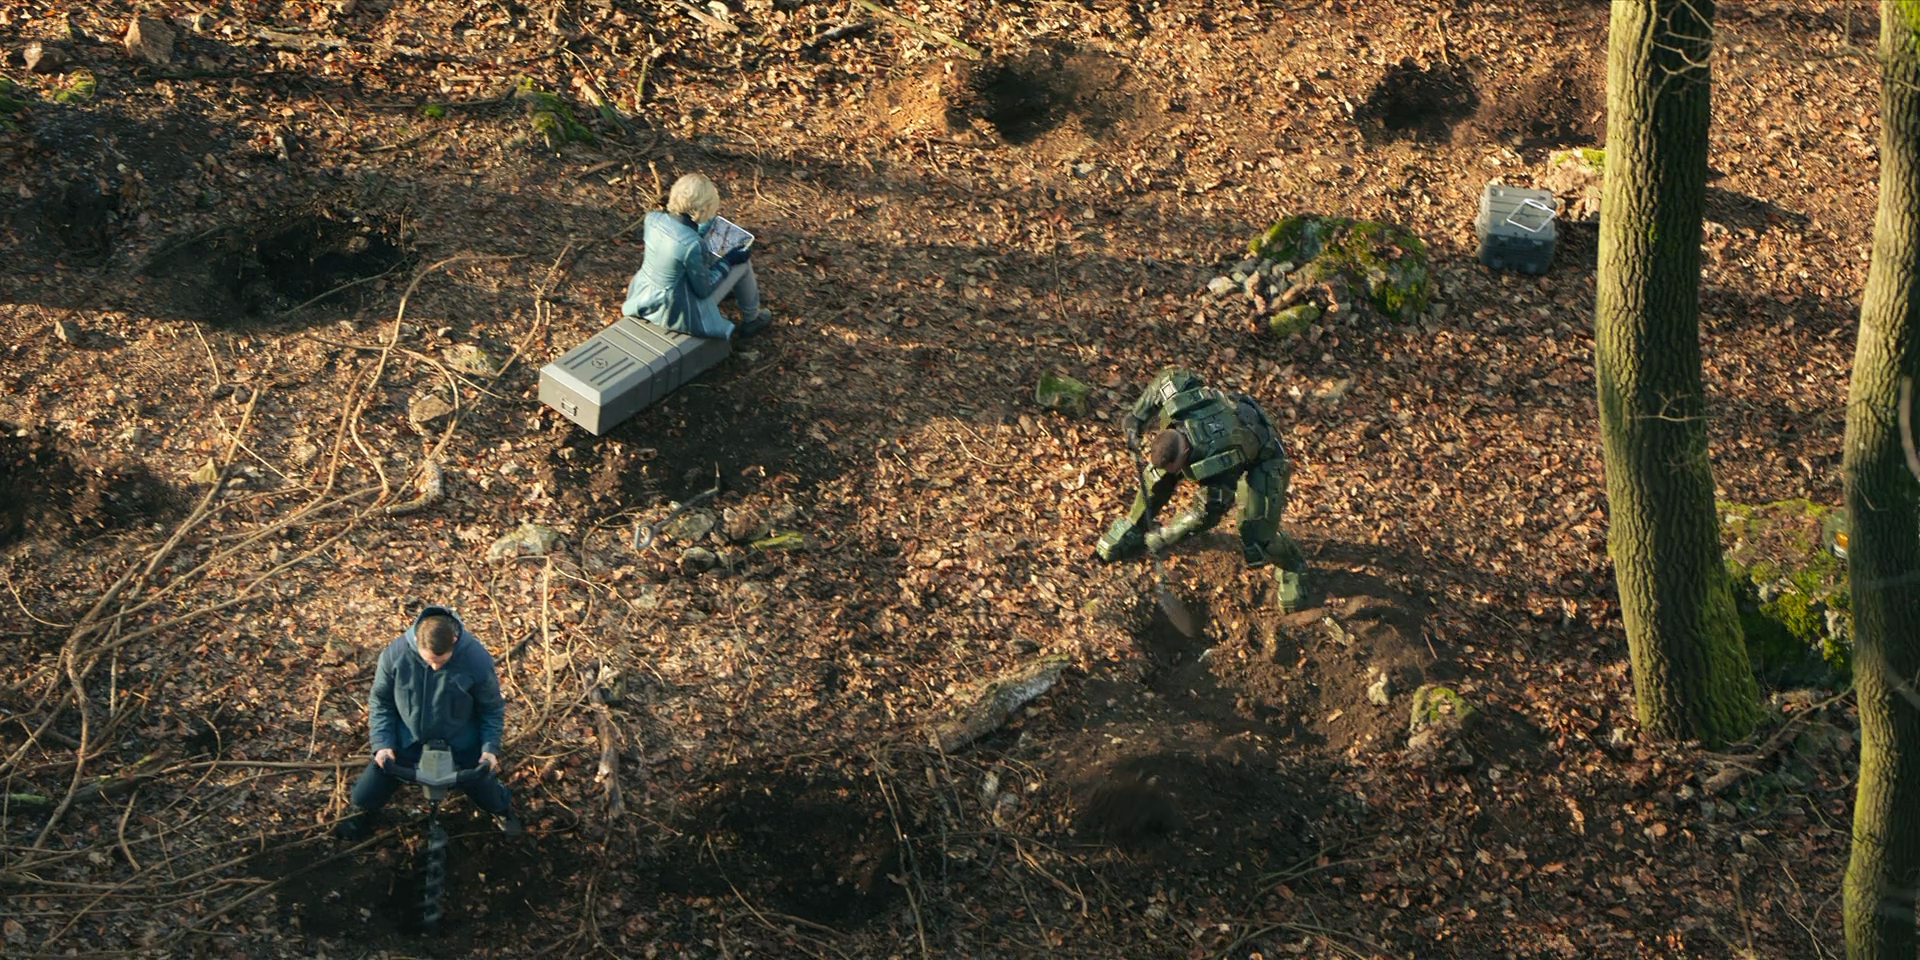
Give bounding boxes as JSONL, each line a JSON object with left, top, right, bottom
{"left": 1148, "top": 429, "right": 1191, "bottom": 472}
{"left": 418, "top": 615, "right": 458, "bottom": 656}
{"left": 666, "top": 173, "right": 721, "bottom": 224}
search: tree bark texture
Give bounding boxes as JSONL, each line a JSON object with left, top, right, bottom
{"left": 1844, "top": 5, "right": 1920, "bottom": 958}
{"left": 1594, "top": 0, "right": 1760, "bottom": 746}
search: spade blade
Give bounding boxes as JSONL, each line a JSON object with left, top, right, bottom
{"left": 1147, "top": 554, "right": 1200, "bottom": 638}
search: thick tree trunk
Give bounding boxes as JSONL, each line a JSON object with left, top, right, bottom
{"left": 1594, "top": 0, "right": 1759, "bottom": 745}
{"left": 1843, "top": 6, "right": 1920, "bottom": 958}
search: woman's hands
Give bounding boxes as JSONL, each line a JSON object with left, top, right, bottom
{"left": 723, "top": 246, "right": 752, "bottom": 267}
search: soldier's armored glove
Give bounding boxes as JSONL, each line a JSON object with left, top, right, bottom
{"left": 1095, "top": 520, "right": 1147, "bottom": 563}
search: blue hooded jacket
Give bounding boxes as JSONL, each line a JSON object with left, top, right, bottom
{"left": 620, "top": 210, "right": 737, "bottom": 340}
{"left": 367, "top": 606, "right": 505, "bottom": 757}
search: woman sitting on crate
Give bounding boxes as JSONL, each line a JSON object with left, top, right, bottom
{"left": 621, "top": 173, "right": 772, "bottom": 340}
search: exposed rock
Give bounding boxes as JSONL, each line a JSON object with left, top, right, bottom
{"left": 1310, "top": 377, "right": 1354, "bottom": 403}
{"left": 1269, "top": 303, "right": 1320, "bottom": 338}
{"left": 721, "top": 507, "right": 768, "bottom": 543}
{"left": 487, "top": 522, "right": 564, "bottom": 560}
{"left": 1366, "top": 669, "right": 1393, "bottom": 706}
{"left": 188, "top": 459, "right": 220, "bottom": 484}
{"left": 1248, "top": 215, "right": 1431, "bottom": 323}
{"left": 442, "top": 344, "right": 502, "bottom": 376}
{"left": 928, "top": 655, "right": 1069, "bottom": 753}
{"left": 123, "top": 16, "right": 176, "bottom": 66}
{"left": 664, "top": 507, "right": 717, "bottom": 543}
{"left": 1792, "top": 721, "right": 1849, "bottom": 761}
{"left": 407, "top": 392, "right": 456, "bottom": 426}
{"left": 24, "top": 42, "right": 66, "bottom": 74}
{"left": 1406, "top": 683, "right": 1477, "bottom": 769}
{"left": 1541, "top": 148, "right": 1604, "bottom": 222}
{"left": 51, "top": 320, "right": 81, "bottom": 344}
{"left": 679, "top": 546, "right": 720, "bottom": 574}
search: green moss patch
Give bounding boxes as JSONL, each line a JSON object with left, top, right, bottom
{"left": 1248, "top": 215, "right": 1431, "bottom": 322}
{"left": 1549, "top": 147, "right": 1604, "bottom": 175}
{"left": 1408, "top": 684, "right": 1476, "bottom": 735}
{"left": 1721, "top": 499, "right": 1851, "bottom": 686}
{"left": 50, "top": 70, "right": 96, "bottom": 105}
{"left": 515, "top": 79, "right": 593, "bottom": 149}
{"left": 0, "top": 76, "right": 25, "bottom": 114}
{"left": 1034, "top": 372, "right": 1090, "bottom": 417}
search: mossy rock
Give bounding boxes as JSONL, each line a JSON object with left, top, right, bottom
{"left": 1269, "top": 303, "right": 1320, "bottom": 338}
{"left": 0, "top": 77, "right": 25, "bottom": 114}
{"left": 1549, "top": 147, "right": 1604, "bottom": 175}
{"left": 1408, "top": 684, "right": 1477, "bottom": 736}
{"left": 515, "top": 79, "right": 593, "bottom": 149}
{"left": 1249, "top": 215, "right": 1431, "bottom": 323}
{"left": 1721, "top": 499, "right": 1851, "bottom": 685}
{"left": 1035, "top": 372, "right": 1090, "bottom": 417}
{"left": 50, "top": 70, "right": 96, "bottom": 105}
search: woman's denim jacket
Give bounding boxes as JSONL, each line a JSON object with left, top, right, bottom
{"left": 621, "top": 211, "right": 733, "bottom": 339}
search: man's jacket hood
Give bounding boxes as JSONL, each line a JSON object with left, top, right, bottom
{"left": 367, "top": 606, "right": 505, "bottom": 757}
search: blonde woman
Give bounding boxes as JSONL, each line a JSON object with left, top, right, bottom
{"left": 621, "top": 173, "right": 771, "bottom": 339}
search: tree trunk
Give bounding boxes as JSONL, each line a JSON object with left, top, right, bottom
{"left": 1844, "top": 6, "right": 1920, "bottom": 957}
{"left": 1594, "top": 0, "right": 1759, "bottom": 746}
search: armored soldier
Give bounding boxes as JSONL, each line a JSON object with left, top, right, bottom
{"left": 1095, "top": 367, "right": 1309, "bottom": 612}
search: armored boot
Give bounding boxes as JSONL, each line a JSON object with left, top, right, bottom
{"left": 1274, "top": 567, "right": 1311, "bottom": 613}
{"left": 1267, "top": 532, "right": 1311, "bottom": 612}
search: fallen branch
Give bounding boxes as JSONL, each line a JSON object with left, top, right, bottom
{"left": 674, "top": 0, "right": 739, "bottom": 34}
{"left": 926, "top": 655, "right": 1068, "bottom": 753}
{"left": 384, "top": 459, "right": 446, "bottom": 516}
{"left": 67, "top": 748, "right": 174, "bottom": 806}
{"left": 805, "top": 20, "right": 874, "bottom": 51}
{"left": 1701, "top": 691, "right": 1852, "bottom": 796}
{"left": 851, "top": 0, "right": 980, "bottom": 58}
{"left": 254, "top": 27, "right": 349, "bottom": 51}
{"left": 586, "top": 665, "right": 628, "bottom": 820}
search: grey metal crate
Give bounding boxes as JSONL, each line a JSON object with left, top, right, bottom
{"left": 539, "top": 319, "right": 730, "bottom": 435}
{"left": 1476, "top": 184, "right": 1559, "bottom": 275}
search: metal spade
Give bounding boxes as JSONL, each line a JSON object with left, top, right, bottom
{"left": 1137, "top": 465, "right": 1200, "bottom": 638}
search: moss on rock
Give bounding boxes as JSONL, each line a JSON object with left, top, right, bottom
{"left": 1248, "top": 215, "right": 1431, "bottom": 322}
{"left": 1721, "top": 499, "right": 1852, "bottom": 685}
{"left": 1035, "top": 372, "right": 1090, "bottom": 417}
{"left": 1549, "top": 147, "right": 1605, "bottom": 175}
{"left": 515, "top": 79, "right": 593, "bottom": 149}
{"left": 1408, "top": 684, "right": 1477, "bottom": 735}
{"left": 50, "top": 70, "right": 96, "bottom": 105}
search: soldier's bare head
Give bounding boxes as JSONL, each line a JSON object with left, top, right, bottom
{"left": 667, "top": 173, "right": 721, "bottom": 225}
{"left": 417, "top": 614, "right": 458, "bottom": 669}
{"left": 1148, "top": 429, "right": 1191, "bottom": 472}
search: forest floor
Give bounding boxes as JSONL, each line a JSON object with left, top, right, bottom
{"left": 0, "top": 0, "right": 1885, "bottom": 957}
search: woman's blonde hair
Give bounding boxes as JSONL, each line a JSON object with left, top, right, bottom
{"left": 666, "top": 173, "right": 721, "bottom": 224}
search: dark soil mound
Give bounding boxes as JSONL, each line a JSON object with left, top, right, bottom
{"left": 669, "top": 759, "right": 904, "bottom": 928}
{"left": 0, "top": 423, "right": 175, "bottom": 546}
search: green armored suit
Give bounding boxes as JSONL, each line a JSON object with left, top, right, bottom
{"left": 1096, "top": 367, "right": 1308, "bottom": 610}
